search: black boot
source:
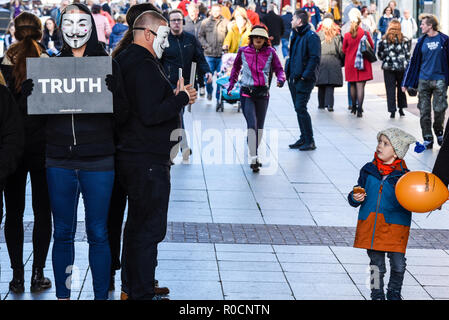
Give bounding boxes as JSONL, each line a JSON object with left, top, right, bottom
{"left": 30, "top": 267, "right": 52, "bottom": 292}
{"left": 351, "top": 105, "right": 357, "bottom": 114}
{"left": 399, "top": 108, "right": 405, "bottom": 116}
{"left": 390, "top": 111, "right": 395, "bottom": 118}
{"left": 9, "top": 268, "right": 25, "bottom": 293}
{"left": 386, "top": 289, "right": 402, "bottom": 300}
{"left": 356, "top": 109, "right": 363, "bottom": 118}
{"left": 289, "top": 139, "right": 305, "bottom": 149}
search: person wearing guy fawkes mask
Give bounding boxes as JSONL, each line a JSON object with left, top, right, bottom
{"left": 37, "top": 3, "right": 128, "bottom": 300}
{"left": 114, "top": 10, "right": 197, "bottom": 300}
{"left": 162, "top": 9, "right": 211, "bottom": 162}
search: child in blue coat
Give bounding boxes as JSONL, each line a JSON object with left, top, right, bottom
{"left": 348, "top": 127, "right": 416, "bottom": 300}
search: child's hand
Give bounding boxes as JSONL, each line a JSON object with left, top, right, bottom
{"left": 353, "top": 192, "right": 366, "bottom": 203}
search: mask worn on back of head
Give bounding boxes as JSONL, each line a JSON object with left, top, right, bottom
{"left": 153, "top": 25, "right": 170, "bottom": 59}
{"left": 61, "top": 13, "right": 93, "bottom": 49}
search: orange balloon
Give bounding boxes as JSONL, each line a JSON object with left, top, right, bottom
{"left": 395, "top": 171, "right": 449, "bottom": 213}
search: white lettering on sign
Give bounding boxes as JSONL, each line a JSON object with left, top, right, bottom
{"left": 38, "top": 78, "right": 102, "bottom": 94}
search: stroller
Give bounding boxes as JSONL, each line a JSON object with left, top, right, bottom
{"left": 215, "top": 53, "right": 241, "bottom": 112}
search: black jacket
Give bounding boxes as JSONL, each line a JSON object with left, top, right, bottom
{"left": 0, "top": 84, "right": 24, "bottom": 184}
{"left": 115, "top": 43, "right": 189, "bottom": 165}
{"left": 42, "top": 29, "right": 64, "bottom": 52}
{"left": 161, "top": 31, "right": 211, "bottom": 88}
{"left": 281, "top": 12, "right": 292, "bottom": 39}
{"left": 45, "top": 3, "right": 128, "bottom": 161}
{"left": 262, "top": 11, "right": 285, "bottom": 46}
{"left": 0, "top": 46, "right": 47, "bottom": 167}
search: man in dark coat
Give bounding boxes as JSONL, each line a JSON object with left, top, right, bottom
{"left": 115, "top": 10, "right": 196, "bottom": 300}
{"left": 280, "top": 6, "right": 292, "bottom": 58}
{"left": 286, "top": 10, "right": 321, "bottom": 151}
{"left": 261, "top": 4, "right": 284, "bottom": 50}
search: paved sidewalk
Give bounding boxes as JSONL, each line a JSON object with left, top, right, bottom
{"left": 2, "top": 81, "right": 449, "bottom": 300}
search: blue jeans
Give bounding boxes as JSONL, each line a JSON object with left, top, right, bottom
{"left": 205, "top": 56, "right": 222, "bottom": 101}
{"left": 47, "top": 167, "right": 114, "bottom": 300}
{"left": 281, "top": 38, "right": 289, "bottom": 58}
{"left": 367, "top": 249, "right": 406, "bottom": 300}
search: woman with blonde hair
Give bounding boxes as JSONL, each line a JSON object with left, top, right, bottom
{"left": 316, "top": 18, "right": 343, "bottom": 112}
{"left": 377, "top": 19, "right": 411, "bottom": 118}
{"left": 0, "top": 11, "right": 52, "bottom": 294}
{"left": 223, "top": 6, "right": 252, "bottom": 53}
{"left": 342, "top": 11, "right": 374, "bottom": 117}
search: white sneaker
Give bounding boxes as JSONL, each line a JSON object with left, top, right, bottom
{"left": 182, "top": 148, "right": 192, "bottom": 162}
{"left": 199, "top": 87, "right": 205, "bottom": 97}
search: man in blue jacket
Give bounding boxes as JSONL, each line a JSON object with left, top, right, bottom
{"left": 302, "top": 0, "right": 321, "bottom": 30}
{"left": 402, "top": 14, "right": 449, "bottom": 149}
{"left": 286, "top": 10, "right": 321, "bottom": 151}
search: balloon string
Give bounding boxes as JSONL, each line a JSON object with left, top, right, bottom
{"left": 426, "top": 210, "right": 434, "bottom": 218}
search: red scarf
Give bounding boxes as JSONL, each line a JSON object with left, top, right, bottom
{"left": 374, "top": 152, "right": 405, "bottom": 176}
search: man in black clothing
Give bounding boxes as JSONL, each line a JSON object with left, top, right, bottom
{"left": 0, "top": 82, "right": 24, "bottom": 225}
{"left": 162, "top": 9, "right": 211, "bottom": 161}
{"left": 262, "top": 4, "right": 285, "bottom": 52}
{"left": 115, "top": 10, "right": 196, "bottom": 300}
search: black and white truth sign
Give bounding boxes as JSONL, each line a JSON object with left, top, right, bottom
{"left": 26, "top": 56, "right": 112, "bottom": 114}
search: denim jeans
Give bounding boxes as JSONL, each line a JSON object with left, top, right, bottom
{"left": 281, "top": 38, "right": 289, "bottom": 58}
{"left": 288, "top": 79, "right": 314, "bottom": 144}
{"left": 47, "top": 167, "right": 114, "bottom": 300}
{"left": 367, "top": 249, "right": 406, "bottom": 299}
{"left": 205, "top": 56, "right": 222, "bottom": 101}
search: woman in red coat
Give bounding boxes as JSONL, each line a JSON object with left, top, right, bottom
{"left": 343, "top": 17, "right": 374, "bottom": 118}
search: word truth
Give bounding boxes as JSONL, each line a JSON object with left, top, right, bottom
{"left": 37, "top": 78, "right": 103, "bottom": 94}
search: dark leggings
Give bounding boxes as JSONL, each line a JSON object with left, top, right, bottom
{"left": 349, "top": 81, "right": 366, "bottom": 111}
{"left": 4, "top": 162, "right": 52, "bottom": 269}
{"left": 241, "top": 96, "right": 269, "bottom": 157}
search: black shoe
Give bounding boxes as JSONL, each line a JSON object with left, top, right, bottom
{"left": 318, "top": 105, "right": 326, "bottom": 109}
{"left": 207, "top": 93, "right": 212, "bottom": 101}
{"left": 399, "top": 108, "right": 405, "bottom": 116}
{"left": 357, "top": 110, "right": 363, "bottom": 118}
{"left": 390, "top": 112, "right": 395, "bottom": 118}
{"left": 30, "top": 267, "right": 52, "bottom": 292}
{"left": 351, "top": 106, "right": 357, "bottom": 114}
{"left": 371, "top": 289, "right": 386, "bottom": 300}
{"left": 424, "top": 138, "right": 434, "bottom": 149}
{"left": 9, "top": 268, "right": 25, "bottom": 294}
{"left": 299, "top": 141, "right": 316, "bottom": 151}
{"left": 289, "top": 139, "right": 305, "bottom": 149}
{"left": 327, "top": 106, "right": 334, "bottom": 112}
{"left": 386, "top": 289, "right": 402, "bottom": 300}
{"left": 437, "top": 135, "right": 444, "bottom": 146}
{"left": 250, "top": 162, "right": 260, "bottom": 172}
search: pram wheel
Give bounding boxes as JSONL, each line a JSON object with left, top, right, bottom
{"left": 216, "top": 102, "right": 224, "bottom": 112}
{"left": 237, "top": 101, "right": 241, "bottom": 113}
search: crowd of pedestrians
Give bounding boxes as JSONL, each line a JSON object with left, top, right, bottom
{"left": 0, "top": 0, "right": 449, "bottom": 302}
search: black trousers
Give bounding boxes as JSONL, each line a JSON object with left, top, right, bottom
{"left": 118, "top": 161, "right": 171, "bottom": 300}
{"left": 4, "top": 161, "right": 52, "bottom": 269}
{"left": 107, "top": 175, "right": 127, "bottom": 272}
{"left": 317, "top": 85, "right": 335, "bottom": 108}
{"left": 383, "top": 69, "right": 407, "bottom": 113}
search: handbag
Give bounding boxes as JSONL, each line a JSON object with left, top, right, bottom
{"left": 241, "top": 86, "right": 269, "bottom": 98}
{"left": 360, "top": 31, "right": 377, "bottom": 63}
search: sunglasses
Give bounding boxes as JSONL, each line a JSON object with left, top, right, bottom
{"left": 133, "top": 27, "right": 158, "bottom": 36}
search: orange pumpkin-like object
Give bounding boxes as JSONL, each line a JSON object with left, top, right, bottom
{"left": 395, "top": 171, "right": 449, "bottom": 213}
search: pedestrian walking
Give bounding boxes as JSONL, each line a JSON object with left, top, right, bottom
{"left": 343, "top": 12, "right": 374, "bottom": 118}
{"left": 378, "top": 6, "right": 394, "bottom": 37}
{"left": 261, "top": 3, "right": 284, "bottom": 52}
{"left": 92, "top": 4, "right": 112, "bottom": 48}
{"left": 0, "top": 76, "right": 24, "bottom": 230}
{"left": 246, "top": 3, "right": 260, "bottom": 26}
{"left": 301, "top": 0, "right": 321, "bottom": 30}
{"left": 0, "top": 12, "right": 53, "bottom": 295}
{"left": 280, "top": 5, "right": 292, "bottom": 58}
{"left": 198, "top": 4, "right": 229, "bottom": 102}
{"left": 10, "top": 0, "right": 24, "bottom": 19}
{"left": 3, "top": 22, "right": 16, "bottom": 51}
{"left": 42, "top": 18, "right": 64, "bottom": 56}
{"left": 377, "top": 19, "right": 410, "bottom": 118}
{"left": 227, "top": 25, "right": 285, "bottom": 172}
{"left": 286, "top": 9, "right": 321, "bottom": 151}
{"left": 348, "top": 127, "right": 416, "bottom": 300}
{"left": 316, "top": 18, "right": 343, "bottom": 112}
{"left": 361, "top": 6, "right": 376, "bottom": 36}
{"left": 388, "top": 1, "right": 400, "bottom": 19}
{"left": 369, "top": 3, "right": 380, "bottom": 53}
{"left": 114, "top": 10, "right": 196, "bottom": 300}
{"left": 328, "top": 0, "right": 340, "bottom": 24}
{"left": 45, "top": 3, "right": 128, "bottom": 300}
{"left": 342, "top": 0, "right": 358, "bottom": 25}
{"left": 402, "top": 14, "right": 449, "bottom": 149}
{"left": 109, "top": 3, "right": 170, "bottom": 299}
{"left": 162, "top": 9, "right": 212, "bottom": 162}
{"left": 400, "top": 9, "right": 417, "bottom": 50}
{"left": 223, "top": 6, "right": 252, "bottom": 53}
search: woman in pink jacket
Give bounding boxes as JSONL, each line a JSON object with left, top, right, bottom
{"left": 228, "top": 25, "right": 285, "bottom": 172}
{"left": 91, "top": 4, "right": 111, "bottom": 47}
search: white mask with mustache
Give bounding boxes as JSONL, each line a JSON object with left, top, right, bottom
{"left": 61, "top": 13, "right": 93, "bottom": 49}
{"left": 153, "top": 25, "right": 170, "bottom": 59}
